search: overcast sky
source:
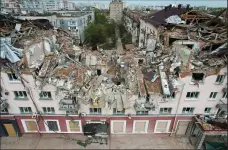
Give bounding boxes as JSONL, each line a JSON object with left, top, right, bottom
{"left": 71, "top": 0, "right": 227, "bottom": 7}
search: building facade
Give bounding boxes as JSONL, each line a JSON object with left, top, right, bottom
{"left": 13, "top": 11, "right": 95, "bottom": 44}
{"left": 109, "top": 0, "right": 123, "bottom": 23}
{"left": 1, "top": 66, "right": 227, "bottom": 136}
{"left": 0, "top": 0, "right": 76, "bottom": 14}
{"left": 53, "top": 11, "right": 95, "bottom": 44}
{"left": 0, "top": 6, "right": 227, "bottom": 150}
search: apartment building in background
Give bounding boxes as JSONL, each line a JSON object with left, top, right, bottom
{"left": 0, "top": 4, "right": 227, "bottom": 150}
{"left": 13, "top": 10, "right": 95, "bottom": 44}
{"left": 109, "top": 0, "right": 123, "bottom": 23}
{"left": 43, "top": 0, "right": 75, "bottom": 11}
{"left": 51, "top": 10, "right": 94, "bottom": 44}
{"left": 0, "top": 0, "right": 76, "bottom": 14}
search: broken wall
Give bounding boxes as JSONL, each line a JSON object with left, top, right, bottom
{"left": 139, "top": 18, "right": 159, "bottom": 48}
{"left": 177, "top": 66, "right": 227, "bottom": 115}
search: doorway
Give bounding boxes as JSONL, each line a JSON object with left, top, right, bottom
{"left": 3, "top": 123, "right": 17, "bottom": 136}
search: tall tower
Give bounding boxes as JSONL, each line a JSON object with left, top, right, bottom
{"left": 109, "top": 0, "right": 123, "bottom": 24}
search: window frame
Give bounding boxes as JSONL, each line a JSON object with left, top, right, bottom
{"left": 19, "top": 107, "right": 32, "bottom": 114}
{"left": 14, "top": 91, "right": 28, "bottom": 99}
{"left": 215, "top": 75, "right": 225, "bottom": 84}
{"left": 136, "top": 111, "right": 149, "bottom": 115}
{"left": 111, "top": 120, "right": 126, "bottom": 134}
{"left": 21, "top": 119, "right": 39, "bottom": 132}
{"left": 42, "top": 107, "right": 55, "bottom": 114}
{"left": 159, "top": 108, "right": 172, "bottom": 114}
{"left": 89, "top": 108, "right": 102, "bottom": 115}
{"left": 154, "top": 120, "right": 171, "bottom": 133}
{"left": 39, "top": 91, "right": 52, "bottom": 100}
{"left": 209, "top": 92, "right": 218, "bottom": 100}
{"left": 132, "top": 120, "right": 149, "bottom": 133}
{"left": 182, "top": 107, "right": 195, "bottom": 114}
{"left": 7, "top": 73, "right": 19, "bottom": 81}
{"left": 66, "top": 120, "right": 82, "bottom": 133}
{"left": 113, "top": 108, "right": 125, "bottom": 115}
{"left": 204, "top": 107, "right": 212, "bottom": 114}
{"left": 44, "top": 120, "right": 61, "bottom": 132}
{"left": 186, "top": 92, "right": 200, "bottom": 100}
{"left": 222, "top": 92, "right": 227, "bottom": 99}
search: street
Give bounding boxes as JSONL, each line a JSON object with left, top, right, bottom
{"left": 1, "top": 135, "right": 194, "bottom": 149}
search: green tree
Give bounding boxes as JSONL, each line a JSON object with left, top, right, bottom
{"left": 84, "top": 23, "right": 107, "bottom": 46}
{"left": 84, "top": 9, "right": 117, "bottom": 47}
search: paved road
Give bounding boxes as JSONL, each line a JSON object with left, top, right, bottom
{"left": 1, "top": 135, "right": 194, "bottom": 149}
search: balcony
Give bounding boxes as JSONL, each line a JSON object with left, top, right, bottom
{"left": 134, "top": 101, "right": 155, "bottom": 111}
{"left": 59, "top": 99, "right": 80, "bottom": 111}
{"left": 0, "top": 97, "right": 9, "bottom": 111}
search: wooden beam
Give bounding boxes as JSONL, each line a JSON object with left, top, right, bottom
{"left": 207, "top": 8, "right": 227, "bottom": 25}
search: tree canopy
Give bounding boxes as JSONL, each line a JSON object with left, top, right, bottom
{"left": 84, "top": 9, "right": 116, "bottom": 47}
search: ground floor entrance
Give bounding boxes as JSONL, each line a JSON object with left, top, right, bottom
{"left": 0, "top": 120, "right": 21, "bottom": 137}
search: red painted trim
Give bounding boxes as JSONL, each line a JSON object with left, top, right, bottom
{"left": 13, "top": 115, "right": 193, "bottom": 135}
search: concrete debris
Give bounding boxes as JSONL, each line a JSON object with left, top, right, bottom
{"left": 0, "top": 37, "right": 23, "bottom": 63}
{"left": 0, "top": 8, "right": 227, "bottom": 115}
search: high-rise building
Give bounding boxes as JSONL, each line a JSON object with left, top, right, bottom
{"left": 109, "top": 0, "right": 123, "bottom": 23}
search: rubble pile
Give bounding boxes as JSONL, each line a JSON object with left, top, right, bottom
{"left": 0, "top": 14, "right": 89, "bottom": 114}
{"left": 195, "top": 115, "right": 228, "bottom": 131}
{"left": 144, "top": 8, "right": 227, "bottom": 98}
{"left": 0, "top": 7, "right": 227, "bottom": 116}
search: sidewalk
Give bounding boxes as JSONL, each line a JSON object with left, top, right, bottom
{"left": 1, "top": 135, "right": 194, "bottom": 149}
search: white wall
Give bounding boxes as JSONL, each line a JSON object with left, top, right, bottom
{"left": 2, "top": 66, "right": 226, "bottom": 116}
{"left": 139, "top": 19, "right": 158, "bottom": 48}
{"left": 158, "top": 67, "right": 227, "bottom": 115}
{"left": 1, "top": 72, "right": 65, "bottom": 115}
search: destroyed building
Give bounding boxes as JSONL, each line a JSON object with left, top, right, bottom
{"left": 0, "top": 6, "right": 227, "bottom": 148}
{"left": 13, "top": 10, "right": 95, "bottom": 45}
{"left": 123, "top": 10, "right": 147, "bottom": 46}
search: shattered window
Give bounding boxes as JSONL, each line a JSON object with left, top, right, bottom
{"left": 14, "top": 91, "right": 27, "bottom": 99}
{"left": 209, "top": 92, "right": 217, "bottom": 99}
{"left": 182, "top": 107, "right": 194, "bottom": 114}
{"left": 159, "top": 108, "right": 172, "bottom": 114}
{"left": 89, "top": 108, "right": 102, "bottom": 115}
{"left": 192, "top": 73, "right": 205, "bottom": 82}
{"left": 166, "top": 92, "right": 175, "bottom": 99}
{"left": 215, "top": 75, "right": 225, "bottom": 84}
{"left": 186, "top": 92, "right": 199, "bottom": 99}
{"left": 19, "top": 107, "right": 32, "bottom": 113}
{"left": 204, "top": 107, "right": 211, "bottom": 113}
{"left": 7, "top": 73, "right": 19, "bottom": 81}
{"left": 43, "top": 107, "right": 55, "bottom": 114}
{"left": 113, "top": 108, "right": 125, "bottom": 115}
{"left": 39, "top": 92, "right": 52, "bottom": 99}
{"left": 1, "top": 108, "right": 8, "bottom": 113}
